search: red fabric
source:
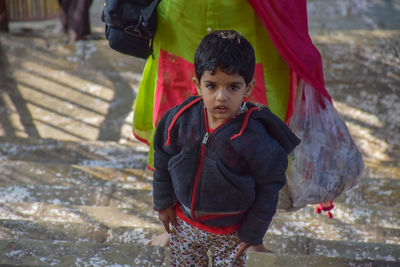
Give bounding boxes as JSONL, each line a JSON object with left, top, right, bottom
{"left": 155, "top": 50, "right": 268, "bottom": 126}
{"left": 155, "top": 50, "right": 198, "bottom": 126}
{"left": 248, "top": 0, "right": 332, "bottom": 104}
{"left": 132, "top": 129, "right": 150, "bottom": 146}
{"left": 315, "top": 201, "right": 334, "bottom": 219}
{"left": 285, "top": 70, "right": 298, "bottom": 124}
{"left": 176, "top": 205, "right": 241, "bottom": 235}
{"left": 191, "top": 145, "right": 205, "bottom": 219}
{"left": 203, "top": 106, "right": 234, "bottom": 133}
{"left": 230, "top": 107, "right": 260, "bottom": 141}
{"left": 247, "top": 63, "right": 268, "bottom": 105}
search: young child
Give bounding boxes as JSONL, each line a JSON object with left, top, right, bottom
{"left": 153, "top": 30, "right": 300, "bottom": 266}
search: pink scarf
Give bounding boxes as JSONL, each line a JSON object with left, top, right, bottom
{"left": 248, "top": 0, "right": 331, "bottom": 106}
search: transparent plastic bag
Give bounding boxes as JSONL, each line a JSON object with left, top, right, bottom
{"left": 278, "top": 82, "right": 364, "bottom": 211}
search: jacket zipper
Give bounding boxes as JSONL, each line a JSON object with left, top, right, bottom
{"left": 202, "top": 132, "right": 210, "bottom": 145}
{"left": 190, "top": 132, "right": 209, "bottom": 220}
{"left": 190, "top": 107, "right": 235, "bottom": 220}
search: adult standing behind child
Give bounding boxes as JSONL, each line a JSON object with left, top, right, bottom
{"left": 57, "top": 0, "right": 92, "bottom": 41}
{"left": 0, "top": 0, "right": 8, "bottom": 32}
{"left": 133, "top": 0, "right": 296, "bottom": 170}
{"left": 153, "top": 30, "right": 300, "bottom": 266}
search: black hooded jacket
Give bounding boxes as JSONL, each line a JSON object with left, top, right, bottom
{"left": 153, "top": 96, "right": 300, "bottom": 245}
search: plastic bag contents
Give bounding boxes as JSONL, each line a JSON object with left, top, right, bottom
{"left": 278, "top": 82, "right": 364, "bottom": 211}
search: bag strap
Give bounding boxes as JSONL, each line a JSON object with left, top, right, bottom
{"left": 140, "top": 0, "right": 161, "bottom": 24}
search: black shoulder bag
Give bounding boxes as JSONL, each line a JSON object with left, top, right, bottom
{"left": 101, "top": 0, "right": 161, "bottom": 59}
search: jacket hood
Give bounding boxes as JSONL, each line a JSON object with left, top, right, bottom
{"left": 245, "top": 102, "right": 301, "bottom": 154}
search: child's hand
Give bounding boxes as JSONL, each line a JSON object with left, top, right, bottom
{"left": 157, "top": 206, "right": 178, "bottom": 233}
{"left": 235, "top": 242, "right": 251, "bottom": 259}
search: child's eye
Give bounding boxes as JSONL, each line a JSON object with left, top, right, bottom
{"left": 206, "top": 84, "right": 215, "bottom": 90}
{"left": 230, "top": 85, "right": 239, "bottom": 91}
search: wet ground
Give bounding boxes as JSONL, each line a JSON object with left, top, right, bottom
{"left": 0, "top": 0, "right": 399, "bottom": 265}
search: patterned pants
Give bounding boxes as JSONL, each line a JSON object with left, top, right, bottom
{"left": 169, "top": 217, "right": 246, "bottom": 267}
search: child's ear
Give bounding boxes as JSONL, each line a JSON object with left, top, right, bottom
{"left": 245, "top": 80, "right": 255, "bottom": 97}
{"left": 192, "top": 77, "right": 202, "bottom": 95}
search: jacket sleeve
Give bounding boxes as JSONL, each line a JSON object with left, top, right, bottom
{"left": 152, "top": 107, "right": 179, "bottom": 211}
{"left": 233, "top": 125, "right": 289, "bottom": 246}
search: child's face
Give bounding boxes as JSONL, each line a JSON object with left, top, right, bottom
{"left": 193, "top": 68, "right": 254, "bottom": 129}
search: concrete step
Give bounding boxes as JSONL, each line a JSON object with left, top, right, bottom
{"left": 2, "top": 158, "right": 400, "bottom": 212}
{"left": 0, "top": 183, "right": 153, "bottom": 207}
{"left": 1, "top": 202, "right": 399, "bottom": 262}
{"left": 0, "top": 239, "right": 168, "bottom": 266}
{"left": 0, "top": 137, "right": 148, "bottom": 169}
{"left": 1, "top": 160, "right": 399, "bottom": 247}
{"left": 0, "top": 171, "right": 154, "bottom": 208}
{"left": 2, "top": 197, "right": 399, "bottom": 247}
{"left": 272, "top": 205, "right": 400, "bottom": 244}
{"left": 0, "top": 219, "right": 159, "bottom": 245}
{"left": 1, "top": 182, "right": 399, "bottom": 247}
{"left": 246, "top": 251, "right": 399, "bottom": 267}
{"left": 2, "top": 137, "right": 400, "bottom": 210}
{"left": 263, "top": 234, "right": 400, "bottom": 263}
{"left": 0, "top": 203, "right": 161, "bottom": 243}
{"left": 1, "top": 180, "right": 399, "bottom": 244}
{"left": 0, "top": 160, "right": 153, "bottom": 199}
{"left": 0, "top": 238, "right": 397, "bottom": 267}
{"left": 1, "top": 137, "right": 399, "bottom": 264}
{"left": 335, "top": 176, "right": 400, "bottom": 208}
{"left": 3, "top": 213, "right": 399, "bottom": 260}
{"left": 307, "top": 0, "right": 400, "bottom": 30}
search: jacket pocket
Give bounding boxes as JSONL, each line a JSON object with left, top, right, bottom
{"left": 198, "top": 157, "right": 255, "bottom": 212}
{"left": 168, "top": 151, "right": 197, "bottom": 207}
{"left": 217, "top": 160, "right": 256, "bottom": 199}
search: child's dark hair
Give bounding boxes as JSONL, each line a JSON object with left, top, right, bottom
{"left": 194, "top": 30, "right": 255, "bottom": 85}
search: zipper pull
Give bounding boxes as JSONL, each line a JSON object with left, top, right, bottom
{"left": 202, "top": 132, "right": 210, "bottom": 145}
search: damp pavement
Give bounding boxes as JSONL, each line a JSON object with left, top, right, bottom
{"left": 0, "top": 0, "right": 399, "bottom": 266}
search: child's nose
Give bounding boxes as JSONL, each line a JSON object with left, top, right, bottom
{"left": 216, "top": 88, "right": 228, "bottom": 102}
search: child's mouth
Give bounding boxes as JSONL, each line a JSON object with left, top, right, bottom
{"left": 215, "top": 106, "right": 228, "bottom": 113}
